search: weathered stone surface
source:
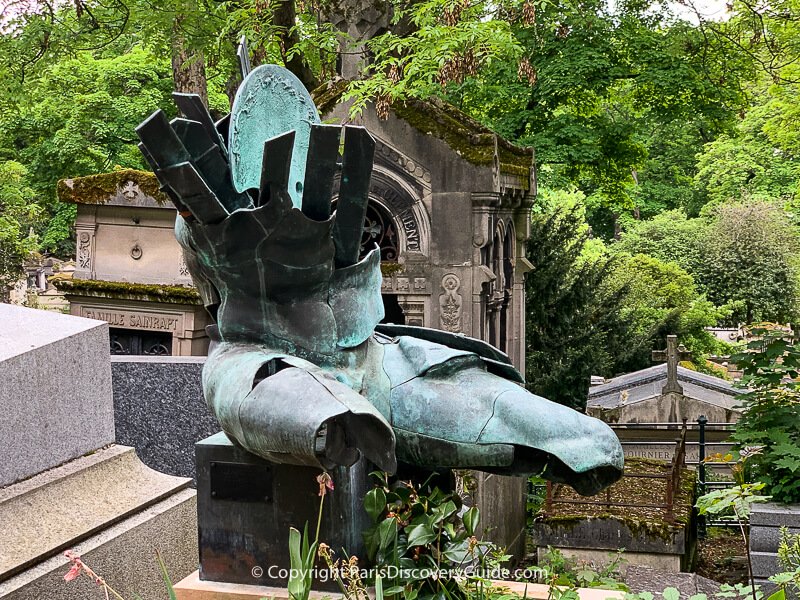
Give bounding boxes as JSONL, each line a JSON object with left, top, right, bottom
{"left": 750, "top": 522, "right": 800, "bottom": 552}
{"left": 751, "top": 550, "right": 780, "bottom": 578}
{"left": 111, "top": 356, "right": 217, "bottom": 480}
{"left": 0, "top": 304, "right": 114, "bottom": 487}
{"left": 624, "top": 565, "right": 722, "bottom": 598}
{"left": 587, "top": 364, "right": 741, "bottom": 425}
{"left": 173, "top": 573, "right": 625, "bottom": 600}
{"left": 0, "top": 488, "right": 197, "bottom": 600}
{"left": 195, "top": 432, "right": 372, "bottom": 589}
{"left": 750, "top": 503, "right": 800, "bottom": 583}
{"left": 622, "top": 440, "right": 734, "bottom": 464}
{"left": 0, "top": 445, "right": 190, "bottom": 581}
{"left": 472, "top": 473, "right": 527, "bottom": 560}
{"left": 540, "top": 547, "right": 681, "bottom": 573}
{"left": 751, "top": 503, "right": 800, "bottom": 528}
{"left": 175, "top": 572, "right": 342, "bottom": 600}
{"left": 533, "top": 517, "right": 686, "bottom": 554}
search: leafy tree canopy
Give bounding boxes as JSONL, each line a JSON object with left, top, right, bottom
{"left": 0, "top": 161, "right": 40, "bottom": 297}
{"left": 614, "top": 209, "right": 709, "bottom": 275}
{"left": 699, "top": 201, "right": 800, "bottom": 324}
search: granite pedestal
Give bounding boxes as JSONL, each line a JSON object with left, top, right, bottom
{"left": 0, "top": 305, "right": 199, "bottom": 600}
{"left": 196, "top": 433, "right": 372, "bottom": 590}
{"left": 533, "top": 516, "right": 693, "bottom": 573}
{"left": 0, "top": 304, "right": 114, "bottom": 487}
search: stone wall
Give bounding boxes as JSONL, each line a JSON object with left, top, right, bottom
{"left": 750, "top": 503, "right": 800, "bottom": 587}
{"left": 111, "top": 356, "right": 218, "bottom": 481}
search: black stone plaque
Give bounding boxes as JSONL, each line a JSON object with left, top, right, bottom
{"left": 196, "top": 432, "right": 373, "bottom": 590}
{"left": 210, "top": 461, "right": 272, "bottom": 502}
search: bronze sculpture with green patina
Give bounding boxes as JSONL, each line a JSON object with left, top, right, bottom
{"left": 136, "top": 64, "right": 624, "bottom": 496}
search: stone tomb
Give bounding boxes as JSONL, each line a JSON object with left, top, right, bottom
{"left": 54, "top": 169, "right": 211, "bottom": 356}
{"left": 588, "top": 335, "right": 740, "bottom": 428}
{"left": 0, "top": 304, "right": 197, "bottom": 600}
{"left": 750, "top": 503, "right": 800, "bottom": 587}
{"left": 531, "top": 459, "right": 697, "bottom": 574}
{"left": 533, "top": 516, "right": 691, "bottom": 572}
{"left": 587, "top": 362, "right": 738, "bottom": 468}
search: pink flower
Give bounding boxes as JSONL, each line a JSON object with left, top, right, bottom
{"left": 63, "top": 552, "right": 83, "bottom": 582}
{"left": 317, "top": 472, "right": 334, "bottom": 496}
{"left": 64, "top": 562, "right": 82, "bottom": 582}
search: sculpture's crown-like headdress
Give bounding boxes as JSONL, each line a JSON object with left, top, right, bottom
{"left": 136, "top": 65, "right": 383, "bottom": 355}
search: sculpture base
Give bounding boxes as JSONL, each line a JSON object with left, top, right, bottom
{"left": 173, "top": 570, "right": 626, "bottom": 600}
{"left": 196, "top": 432, "right": 372, "bottom": 590}
{"left": 174, "top": 570, "right": 343, "bottom": 600}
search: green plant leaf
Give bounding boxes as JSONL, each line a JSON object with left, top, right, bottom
{"left": 442, "top": 539, "right": 470, "bottom": 563}
{"left": 662, "top": 587, "right": 680, "bottom": 600}
{"left": 155, "top": 549, "right": 177, "bottom": 600}
{"left": 576, "top": 568, "right": 596, "bottom": 583}
{"left": 463, "top": 506, "right": 480, "bottom": 536}
{"left": 377, "top": 517, "right": 397, "bottom": 552}
{"left": 765, "top": 588, "right": 786, "bottom": 600}
{"left": 407, "top": 523, "right": 437, "bottom": 547}
{"left": 288, "top": 527, "right": 305, "bottom": 600}
{"left": 365, "top": 488, "right": 387, "bottom": 522}
{"left": 376, "top": 573, "right": 384, "bottom": 600}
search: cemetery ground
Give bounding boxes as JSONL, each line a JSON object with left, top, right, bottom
{"left": 1, "top": 310, "right": 800, "bottom": 599}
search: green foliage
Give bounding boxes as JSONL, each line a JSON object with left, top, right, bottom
{"left": 0, "top": 161, "right": 41, "bottom": 295}
{"left": 695, "top": 482, "right": 771, "bottom": 521}
{"left": 362, "top": 471, "right": 507, "bottom": 600}
{"left": 155, "top": 549, "right": 178, "bottom": 600}
{"left": 772, "top": 527, "right": 800, "bottom": 595}
{"left": 699, "top": 203, "right": 800, "bottom": 325}
{"left": 731, "top": 327, "right": 800, "bottom": 503}
{"left": 606, "top": 252, "right": 729, "bottom": 372}
{"left": 614, "top": 202, "right": 800, "bottom": 329}
{"left": 615, "top": 211, "right": 709, "bottom": 275}
{"left": 288, "top": 524, "right": 317, "bottom": 600}
{"left": 536, "top": 547, "right": 628, "bottom": 591}
{"left": 524, "top": 199, "right": 631, "bottom": 409}
{"left": 442, "top": 0, "right": 747, "bottom": 218}
{"left": 0, "top": 45, "right": 177, "bottom": 256}
{"left": 694, "top": 86, "right": 800, "bottom": 210}
{"left": 2, "top": 46, "right": 173, "bottom": 189}
{"left": 347, "top": 1, "right": 521, "bottom": 117}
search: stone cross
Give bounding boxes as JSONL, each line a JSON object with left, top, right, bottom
{"left": 652, "top": 335, "right": 691, "bottom": 395}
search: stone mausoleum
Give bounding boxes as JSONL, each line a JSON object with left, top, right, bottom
{"left": 56, "top": 92, "right": 536, "bottom": 370}
{"left": 54, "top": 170, "right": 210, "bottom": 356}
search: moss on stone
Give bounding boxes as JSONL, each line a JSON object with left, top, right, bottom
{"left": 57, "top": 170, "right": 169, "bottom": 205}
{"left": 392, "top": 98, "right": 533, "bottom": 170}
{"left": 54, "top": 277, "right": 200, "bottom": 304}
{"left": 311, "top": 79, "right": 533, "bottom": 171}
{"left": 542, "top": 513, "right": 682, "bottom": 543}
{"left": 537, "top": 457, "right": 696, "bottom": 543}
{"left": 380, "top": 262, "right": 404, "bottom": 276}
{"left": 312, "top": 78, "right": 351, "bottom": 117}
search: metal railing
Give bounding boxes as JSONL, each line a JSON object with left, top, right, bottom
{"left": 541, "top": 422, "right": 689, "bottom": 524}
{"left": 530, "top": 417, "right": 738, "bottom": 538}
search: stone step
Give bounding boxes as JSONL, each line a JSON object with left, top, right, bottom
{"left": 750, "top": 524, "right": 800, "bottom": 552}
{"left": 750, "top": 550, "right": 780, "bottom": 579}
{"left": 0, "top": 487, "right": 197, "bottom": 600}
{"left": 0, "top": 445, "right": 191, "bottom": 582}
{"left": 173, "top": 572, "right": 626, "bottom": 600}
{"left": 750, "top": 503, "right": 800, "bottom": 528}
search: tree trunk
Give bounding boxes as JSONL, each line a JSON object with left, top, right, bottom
{"left": 171, "top": 17, "right": 209, "bottom": 106}
{"left": 273, "top": 0, "right": 319, "bottom": 90}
